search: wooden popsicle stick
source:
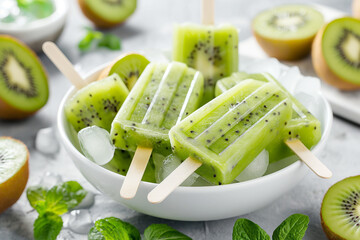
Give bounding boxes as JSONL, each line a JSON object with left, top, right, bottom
{"left": 285, "top": 139, "right": 332, "bottom": 179}
{"left": 42, "top": 42, "right": 87, "bottom": 90}
{"left": 201, "top": 0, "right": 215, "bottom": 25}
{"left": 120, "top": 146, "right": 153, "bottom": 199}
{"left": 148, "top": 157, "right": 202, "bottom": 204}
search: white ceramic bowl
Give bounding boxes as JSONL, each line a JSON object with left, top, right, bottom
{"left": 0, "top": 0, "right": 69, "bottom": 52}
{"left": 57, "top": 65, "right": 333, "bottom": 221}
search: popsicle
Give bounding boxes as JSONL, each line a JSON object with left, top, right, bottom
{"left": 65, "top": 73, "right": 129, "bottom": 132}
{"left": 110, "top": 61, "right": 204, "bottom": 198}
{"left": 42, "top": 42, "right": 129, "bottom": 132}
{"left": 215, "top": 72, "right": 322, "bottom": 163}
{"left": 148, "top": 79, "right": 292, "bottom": 203}
{"left": 172, "top": 0, "right": 238, "bottom": 104}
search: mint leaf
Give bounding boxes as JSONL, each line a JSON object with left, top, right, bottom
{"left": 88, "top": 217, "right": 140, "bottom": 240}
{"left": 27, "top": 181, "right": 87, "bottom": 215}
{"left": 33, "top": 212, "right": 63, "bottom": 240}
{"left": 27, "top": 186, "right": 47, "bottom": 209}
{"left": 144, "top": 224, "right": 192, "bottom": 240}
{"left": 98, "top": 34, "right": 121, "bottom": 50}
{"left": 232, "top": 219, "right": 270, "bottom": 240}
{"left": 272, "top": 214, "right": 309, "bottom": 240}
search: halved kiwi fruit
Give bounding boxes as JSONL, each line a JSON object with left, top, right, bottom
{"left": 354, "top": 0, "right": 360, "bottom": 19}
{"left": 321, "top": 176, "right": 360, "bottom": 240}
{"left": 0, "top": 35, "right": 49, "bottom": 120}
{"left": 252, "top": 5, "right": 324, "bottom": 60}
{"left": 0, "top": 137, "right": 29, "bottom": 214}
{"left": 98, "top": 53, "right": 150, "bottom": 90}
{"left": 312, "top": 17, "right": 360, "bottom": 90}
{"left": 78, "top": 0, "right": 137, "bottom": 28}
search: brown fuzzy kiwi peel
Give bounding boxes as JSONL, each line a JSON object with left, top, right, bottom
{"left": 0, "top": 35, "right": 49, "bottom": 119}
{"left": 253, "top": 30, "right": 315, "bottom": 60}
{"left": 312, "top": 26, "right": 360, "bottom": 90}
{"left": 78, "top": 0, "right": 127, "bottom": 29}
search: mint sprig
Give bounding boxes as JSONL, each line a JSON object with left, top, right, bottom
{"left": 144, "top": 224, "right": 192, "bottom": 240}
{"left": 78, "top": 28, "right": 121, "bottom": 52}
{"left": 27, "top": 181, "right": 87, "bottom": 240}
{"left": 232, "top": 214, "right": 309, "bottom": 240}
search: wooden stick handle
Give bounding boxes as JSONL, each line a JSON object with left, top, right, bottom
{"left": 147, "top": 157, "right": 202, "bottom": 204}
{"left": 42, "top": 42, "right": 87, "bottom": 90}
{"left": 120, "top": 146, "right": 153, "bottom": 199}
{"left": 201, "top": 0, "right": 215, "bottom": 25}
{"left": 285, "top": 139, "right": 332, "bottom": 179}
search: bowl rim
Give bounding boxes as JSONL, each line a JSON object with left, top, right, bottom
{"left": 0, "top": 0, "right": 69, "bottom": 32}
{"left": 57, "top": 63, "right": 333, "bottom": 193}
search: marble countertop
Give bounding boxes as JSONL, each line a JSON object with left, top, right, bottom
{"left": 0, "top": 0, "right": 358, "bottom": 239}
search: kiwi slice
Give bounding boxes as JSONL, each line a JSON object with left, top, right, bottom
{"left": 252, "top": 5, "right": 324, "bottom": 60}
{"left": 313, "top": 17, "right": 360, "bottom": 90}
{"left": 65, "top": 73, "right": 129, "bottom": 132}
{"left": 321, "top": 176, "right": 360, "bottom": 240}
{"left": 0, "top": 35, "right": 48, "bottom": 120}
{"left": 99, "top": 53, "right": 150, "bottom": 90}
{"left": 103, "top": 149, "right": 156, "bottom": 183}
{"left": 78, "top": 0, "right": 137, "bottom": 28}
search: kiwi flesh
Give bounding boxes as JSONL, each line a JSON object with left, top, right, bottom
{"left": 98, "top": 53, "right": 150, "bottom": 90}
{"left": 312, "top": 17, "right": 360, "bottom": 90}
{"left": 65, "top": 73, "right": 129, "bottom": 132}
{"left": 173, "top": 24, "right": 239, "bottom": 104}
{"left": 78, "top": 0, "right": 137, "bottom": 28}
{"left": 252, "top": 5, "right": 324, "bottom": 60}
{"left": 321, "top": 176, "right": 360, "bottom": 240}
{"left": 0, "top": 35, "right": 48, "bottom": 119}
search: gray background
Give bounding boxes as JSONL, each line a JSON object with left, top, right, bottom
{"left": 0, "top": 0, "right": 358, "bottom": 239}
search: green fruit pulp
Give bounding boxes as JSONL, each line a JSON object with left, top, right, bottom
{"left": 109, "top": 53, "right": 150, "bottom": 90}
{"left": 103, "top": 149, "right": 156, "bottom": 183}
{"left": 321, "top": 176, "right": 360, "bottom": 240}
{"left": 0, "top": 37, "right": 48, "bottom": 112}
{"left": 173, "top": 24, "right": 239, "bottom": 104}
{"left": 65, "top": 73, "right": 129, "bottom": 132}
{"left": 215, "top": 72, "right": 321, "bottom": 163}
{"left": 170, "top": 80, "right": 292, "bottom": 185}
{"left": 0, "top": 137, "right": 27, "bottom": 184}
{"left": 253, "top": 5, "right": 324, "bottom": 40}
{"left": 110, "top": 62, "right": 204, "bottom": 155}
{"left": 322, "top": 17, "right": 360, "bottom": 85}
{"left": 84, "top": 0, "right": 137, "bottom": 23}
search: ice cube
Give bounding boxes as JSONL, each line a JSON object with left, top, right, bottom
{"left": 294, "top": 92, "right": 321, "bottom": 118}
{"left": 294, "top": 76, "right": 321, "bottom": 96}
{"left": 78, "top": 126, "right": 115, "bottom": 166}
{"left": 68, "top": 209, "right": 93, "bottom": 235}
{"left": 235, "top": 150, "right": 269, "bottom": 182}
{"left": 155, "top": 154, "right": 199, "bottom": 186}
{"left": 39, "top": 172, "right": 62, "bottom": 189}
{"left": 278, "top": 67, "right": 302, "bottom": 94}
{"left": 74, "top": 191, "right": 95, "bottom": 210}
{"left": 35, "top": 127, "right": 60, "bottom": 155}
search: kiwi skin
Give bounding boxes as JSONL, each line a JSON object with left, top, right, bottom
{"left": 78, "top": 0, "right": 132, "bottom": 29}
{"left": 0, "top": 35, "right": 49, "bottom": 120}
{"left": 312, "top": 25, "right": 360, "bottom": 90}
{"left": 253, "top": 31, "right": 315, "bottom": 61}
